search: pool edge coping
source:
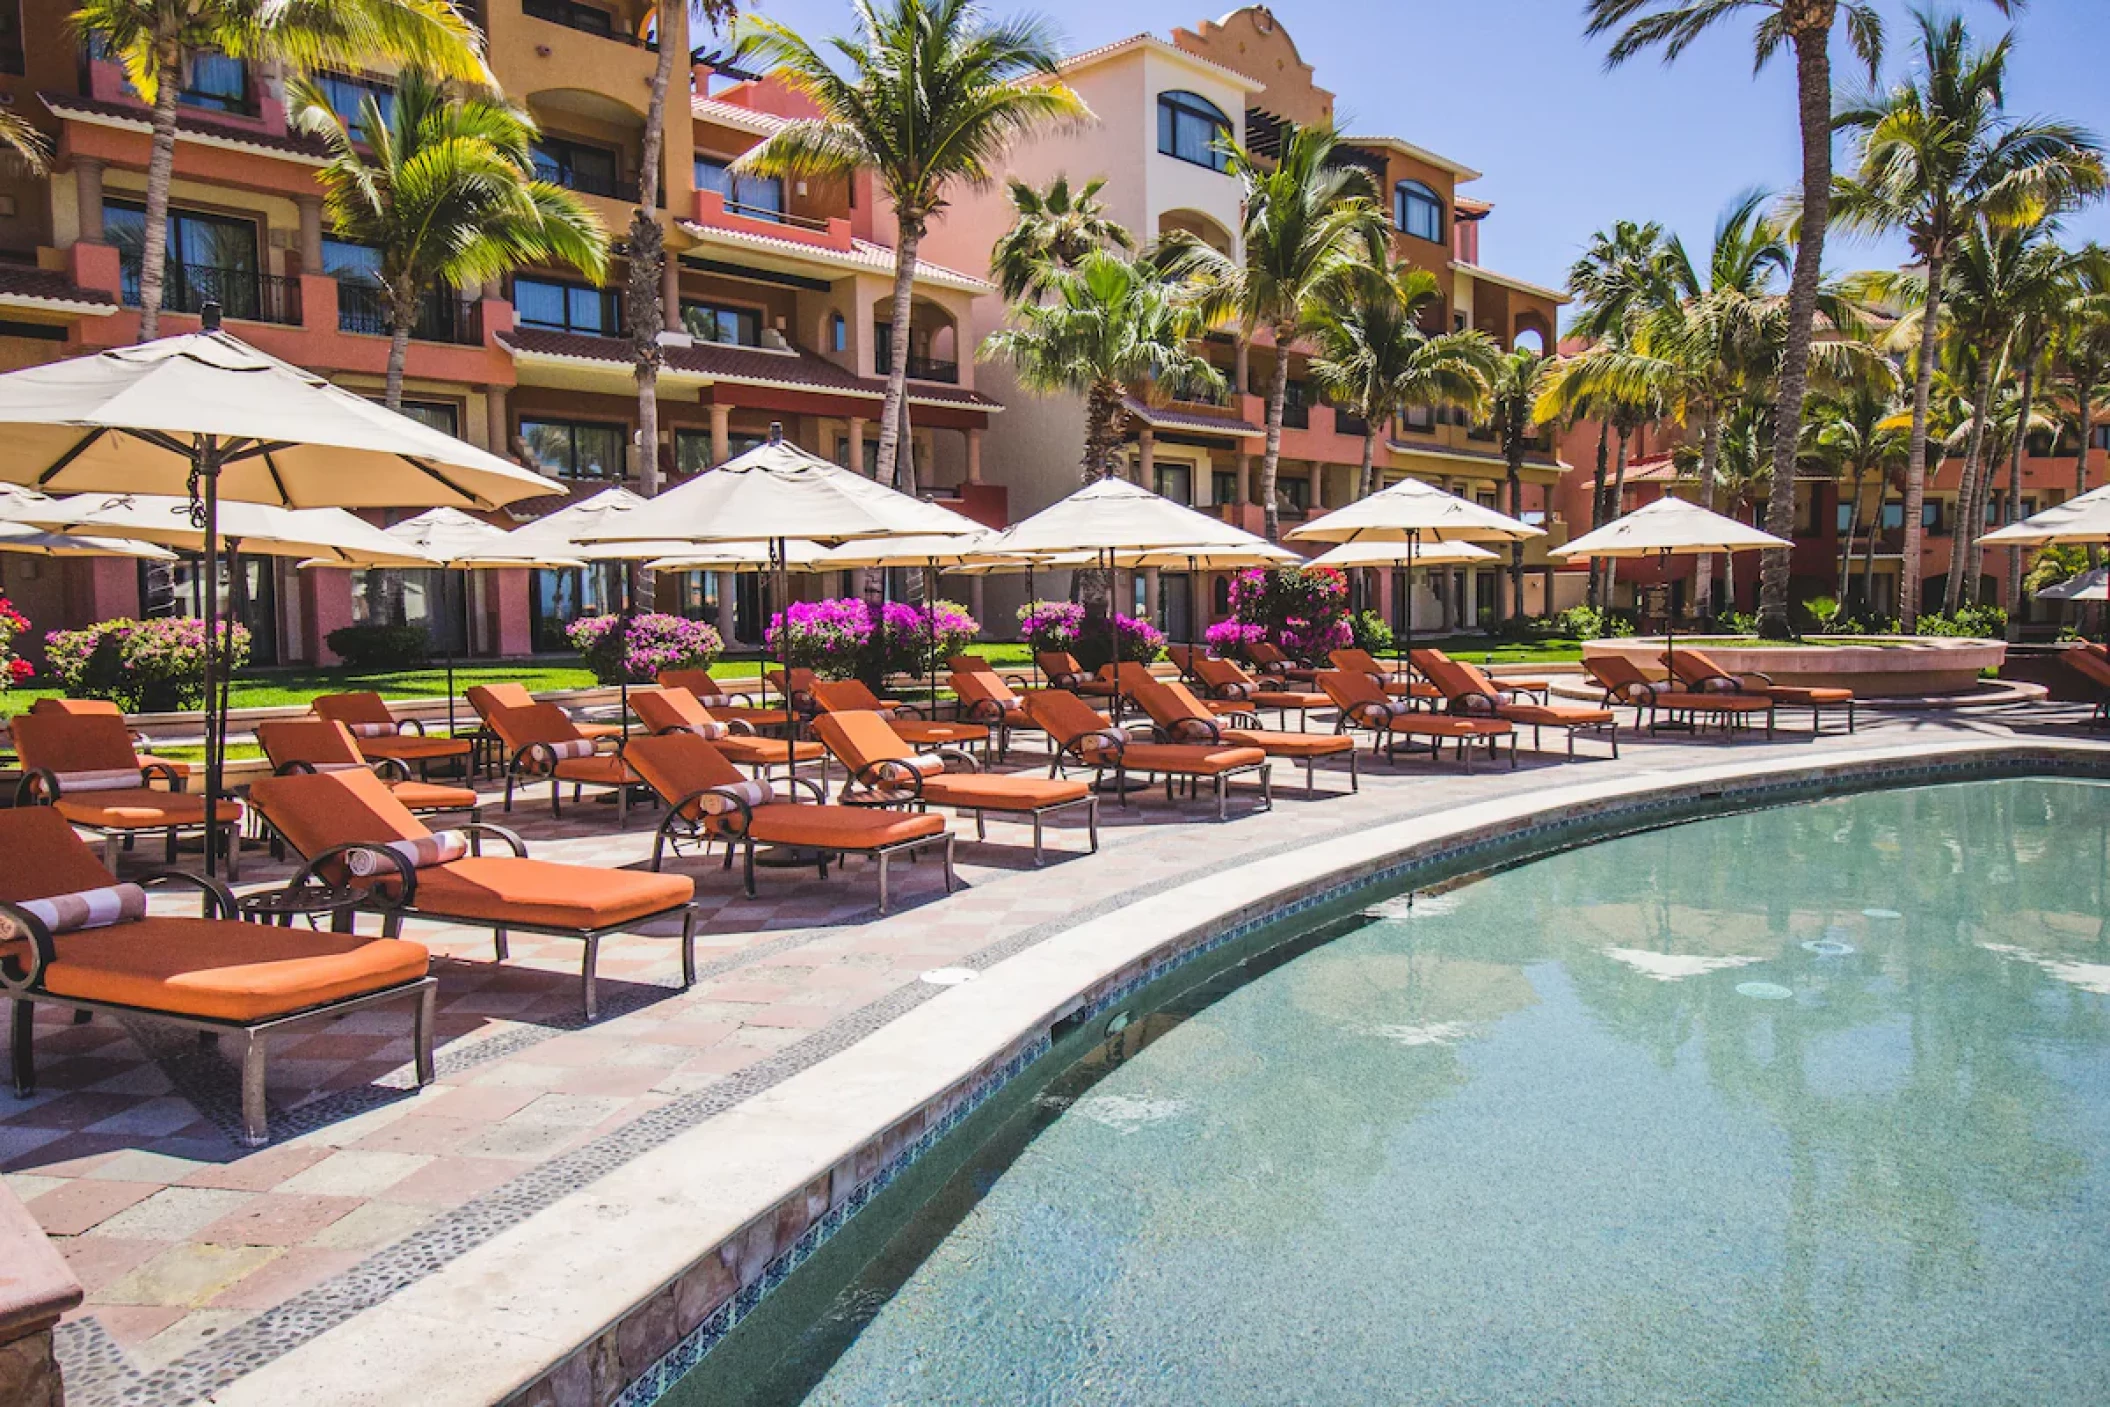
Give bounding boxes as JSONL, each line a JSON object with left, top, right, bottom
{"left": 198, "top": 736, "right": 2110, "bottom": 1407}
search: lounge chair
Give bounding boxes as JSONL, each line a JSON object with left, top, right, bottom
{"left": 9, "top": 712, "right": 245, "bottom": 877}
{"left": 654, "top": 668, "right": 789, "bottom": 732}
{"left": 2065, "top": 647, "right": 2110, "bottom": 726}
{"left": 1165, "top": 643, "right": 1206, "bottom": 682}
{"left": 27, "top": 698, "right": 193, "bottom": 780}
{"left": 1412, "top": 653, "right": 1619, "bottom": 759}
{"left": 632, "top": 687, "right": 826, "bottom": 777}
{"left": 1404, "top": 646, "right": 1551, "bottom": 700}
{"left": 1247, "top": 640, "right": 1320, "bottom": 684}
{"left": 1316, "top": 670, "right": 1517, "bottom": 771}
{"left": 257, "top": 720, "right": 483, "bottom": 820}
{"left": 1582, "top": 655, "right": 1775, "bottom": 737}
{"left": 949, "top": 670, "right": 1108, "bottom": 762}
{"left": 810, "top": 679, "right": 991, "bottom": 749}
{"left": 948, "top": 654, "right": 1032, "bottom": 691}
{"left": 1662, "top": 648, "right": 1855, "bottom": 732}
{"left": 1327, "top": 648, "right": 1440, "bottom": 704}
{"left": 312, "top": 692, "right": 474, "bottom": 780}
{"left": 466, "top": 682, "right": 623, "bottom": 743}
{"left": 0, "top": 805, "right": 435, "bottom": 1144}
{"left": 1132, "top": 678, "right": 1358, "bottom": 795}
{"left": 1021, "top": 688, "right": 1271, "bottom": 820}
{"left": 622, "top": 731, "right": 952, "bottom": 914}
{"left": 1192, "top": 656, "right": 1333, "bottom": 729}
{"left": 1035, "top": 652, "right": 1117, "bottom": 697}
{"left": 485, "top": 702, "right": 645, "bottom": 825}
{"left": 248, "top": 768, "right": 695, "bottom": 1021}
{"left": 813, "top": 710, "right": 1097, "bottom": 865}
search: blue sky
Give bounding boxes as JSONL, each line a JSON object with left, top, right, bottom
{"left": 732, "top": 0, "right": 2110, "bottom": 323}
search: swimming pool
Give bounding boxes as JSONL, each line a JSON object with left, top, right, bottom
{"left": 678, "top": 778, "right": 2110, "bottom": 1406}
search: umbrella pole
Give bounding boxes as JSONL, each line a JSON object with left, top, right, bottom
{"left": 1662, "top": 546, "right": 1676, "bottom": 680}
{"left": 925, "top": 564, "right": 939, "bottom": 715}
{"left": 618, "top": 568, "right": 632, "bottom": 740}
{"left": 776, "top": 536, "right": 794, "bottom": 785}
{"left": 197, "top": 441, "right": 222, "bottom": 879}
{"left": 446, "top": 566, "right": 462, "bottom": 738}
{"left": 1400, "top": 530, "right": 1417, "bottom": 688}
{"left": 1107, "top": 547, "right": 1121, "bottom": 725}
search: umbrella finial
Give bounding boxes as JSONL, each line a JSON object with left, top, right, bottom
{"left": 768, "top": 421, "right": 784, "bottom": 444}
{"left": 200, "top": 301, "right": 222, "bottom": 332}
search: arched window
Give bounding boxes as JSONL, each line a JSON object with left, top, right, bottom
{"left": 1395, "top": 180, "right": 1443, "bottom": 244}
{"left": 1158, "top": 90, "right": 1231, "bottom": 172}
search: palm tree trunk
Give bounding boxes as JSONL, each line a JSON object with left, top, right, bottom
{"left": 1359, "top": 426, "right": 1378, "bottom": 500}
{"left": 1260, "top": 333, "right": 1291, "bottom": 541}
{"left": 136, "top": 50, "right": 185, "bottom": 341}
{"left": 1839, "top": 464, "right": 1866, "bottom": 604}
{"left": 1694, "top": 408, "right": 1721, "bottom": 620}
{"left": 2078, "top": 380, "right": 2100, "bottom": 572}
{"left": 2003, "top": 353, "right": 2037, "bottom": 639}
{"left": 1505, "top": 443, "right": 1525, "bottom": 622}
{"left": 876, "top": 221, "right": 924, "bottom": 492}
{"left": 1587, "top": 422, "right": 1610, "bottom": 609}
{"left": 1947, "top": 351, "right": 1997, "bottom": 612}
{"left": 626, "top": 1, "right": 682, "bottom": 614}
{"left": 1758, "top": 24, "right": 1834, "bottom": 638}
{"left": 1901, "top": 250, "right": 1947, "bottom": 632}
{"left": 384, "top": 296, "right": 414, "bottom": 411}
{"left": 1863, "top": 475, "right": 1884, "bottom": 612}
{"left": 1603, "top": 425, "right": 1633, "bottom": 609}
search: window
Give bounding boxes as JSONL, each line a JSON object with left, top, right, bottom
{"left": 182, "top": 52, "right": 250, "bottom": 113}
{"left": 833, "top": 435, "right": 879, "bottom": 476}
{"left": 681, "top": 299, "right": 761, "bottom": 347}
{"left": 0, "top": 0, "right": 23, "bottom": 76}
{"left": 1401, "top": 404, "right": 1437, "bottom": 433}
{"left": 1157, "top": 90, "right": 1230, "bottom": 172}
{"left": 1986, "top": 496, "right": 2037, "bottom": 525}
{"left": 519, "top": 418, "right": 625, "bottom": 480}
{"left": 1278, "top": 477, "right": 1309, "bottom": 513}
{"left": 513, "top": 277, "right": 620, "bottom": 336}
{"left": 530, "top": 564, "right": 622, "bottom": 652}
{"left": 2093, "top": 425, "right": 2110, "bottom": 452}
{"left": 694, "top": 156, "right": 784, "bottom": 221}
{"left": 1212, "top": 469, "right": 1238, "bottom": 505}
{"left": 1281, "top": 379, "right": 1309, "bottom": 430}
{"left": 676, "top": 429, "right": 769, "bottom": 474}
{"left": 524, "top": 0, "right": 613, "bottom": 37}
{"left": 1395, "top": 181, "right": 1443, "bottom": 243}
{"left": 104, "top": 200, "right": 262, "bottom": 313}
{"left": 314, "top": 72, "right": 394, "bottom": 141}
{"left": 830, "top": 312, "right": 847, "bottom": 352}
{"left": 394, "top": 400, "right": 459, "bottom": 438}
{"left": 533, "top": 137, "right": 621, "bottom": 197}
{"left": 1154, "top": 462, "right": 1192, "bottom": 505}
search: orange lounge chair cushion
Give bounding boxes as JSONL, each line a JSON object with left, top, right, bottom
{"left": 1499, "top": 703, "right": 1614, "bottom": 727}
{"left": 412, "top": 857, "right": 691, "bottom": 929}
{"left": 1109, "top": 742, "right": 1266, "bottom": 775}
{"left": 5, "top": 919, "right": 430, "bottom": 1022}
{"left": 1219, "top": 729, "right": 1355, "bottom": 758}
{"left": 1761, "top": 686, "right": 1853, "bottom": 705}
{"left": 713, "top": 736, "right": 824, "bottom": 766}
{"left": 388, "top": 780, "right": 481, "bottom": 811}
{"left": 714, "top": 706, "right": 790, "bottom": 729}
{"left": 357, "top": 734, "right": 473, "bottom": 762}
{"left": 737, "top": 805, "right": 945, "bottom": 852}
{"left": 1249, "top": 689, "right": 1332, "bottom": 710}
{"left": 919, "top": 774, "right": 1090, "bottom": 811}
{"left": 53, "top": 789, "right": 218, "bottom": 829}
{"left": 135, "top": 753, "right": 194, "bottom": 779}
{"left": 553, "top": 755, "right": 636, "bottom": 787}
{"left": 1652, "top": 692, "right": 1772, "bottom": 713}
{"left": 890, "top": 720, "right": 990, "bottom": 746}
{"left": 1385, "top": 716, "right": 1512, "bottom": 738}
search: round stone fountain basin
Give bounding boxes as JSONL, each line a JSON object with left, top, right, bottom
{"left": 1583, "top": 635, "right": 2006, "bottom": 698}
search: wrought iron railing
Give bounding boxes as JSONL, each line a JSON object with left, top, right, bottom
{"left": 336, "top": 282, "right": 484, "bottom": 344}
{"left": 120, "top": 259, "right": 301, "bottom": 325}
{"left": 875, "top": 348, "right": 960, "bottom": 384}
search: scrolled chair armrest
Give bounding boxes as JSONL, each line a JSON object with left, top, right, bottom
{"left": 1060, "top": 727, "right": 1126, "bottom": 769}
{"left": 510, "top": 741, "right": 558, "bottom": 777}
{"left": 398, "top": 718, "right": 428, "bottom": 736}
{"left": 1622, "top": 681, "right": 1666, "bottom": 704}
{"left": 959, "top": 698, "right": 1007, "bottom": 728}
{"left": 275, "top": 760, "right": 319, "bottom": 776}
{"left": 14, "top": 767, "right": 61, "bottom": 806}
{"left": 891, "top": 700, "right": 937, "bottom": 721}
{"left": 1448, "top": 690, "right": 1506, "bottom": 718}
{"left": 1166, "top": 716, "right": 1223, "bottom": 745}
{"left": 1000, "top": 672, "right": 1033, "bottom": 692}
{"left": 454, "top": 822, "right": 528, "bottom": 858}
{"left": 727, "top": 718, "right": 758, "bottom": 737}
{"left": 1737, "top": 671, "right": 1776, "bottom": 689}
{"left": 0, "top": 899, "right": 56, "bottom": 992}
{"left": 140, "top": 762, "right": 183, "bottom": 791}
{"left": 667, "top": 787, "right": 756, "bottom": 840}
{"left": 139, "top": 867, "right": 239, "bottom": 919}
{"left": 848, "top": 760, "right": 925, "bottom": 805}
{"left": 291, "top": 840, "right": 419, "bottom": 907}
{"left": 933, "top": 746, "right": 980, "bottom": 773}
{"left": 781, "top": 775, "right": 828, "bottom": 805}
{"left": 369, "top": 756, "right": 413, "bottom": 783}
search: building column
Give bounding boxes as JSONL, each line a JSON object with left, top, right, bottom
{"left": 485, "top": 386, "right": 509, "bottom": 458}
{"left": 714, "top": 572, "right": 736, "bottom": 646}
{"left": 1310, "top": 466, "right": 1325, "bottom": 512}
{"left": 968, "top": 575, "right": 986, "bottom": 629}
{"left": 845, "top": 416, "right": 866, "bottom": 472}
{"left": 1235, "top": 450, "right": 1252, "bottom": 505}
{"left": 1137, "top": 428, "right": 1155, "bottom": 491}
{"left": 966, "top": 426, "right": 984, "bottom": 483}
{"left": 709, "top": 402, "right": 732, "bottom": 464}
{"left": 1143, "top": 568, "right": 1160, "bottom": 625}
{"left": 294, "top": 193, "right": 324, "bottom": 273}
{"left": 662, "top": 250, "right": 681, "bottom": 334}
{"left": 74, "top": 157, "right": 105, "bottom": 242}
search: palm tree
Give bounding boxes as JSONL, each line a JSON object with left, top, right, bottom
{"left": 1309, "top": 258, "right": 1494, "bottom": 501}
{"left": 1485, "top": 346, "right": 1557, "bottom": 619}
{"left": 1584, "top": 0, "right": 1889, "bottom": 638}
{"left": 1564, "top": 219, "right": 1667, "bottom": 563}
{"left": 981, "top": 248, "right": 1221, "bottom": 484}
{"left": 1682, "top": 401, "right": 1770, "bottom": 613}
{"left": 2051, "top": 245, "right": 2110, "bottom": 571}
{"left": 72, "top": 0, "right": 489, "bottom": 341}
{"left": 1833, "top": 10, "right": 2105, "bottom": 627}
{"left": 293, "top": 71, "right": 608, "bottom": 412}
{"left": 737, "top": 0, "right": 1085, "bottom": 493}
{"left": 1805, "top": 383, "right": 1906, "bottom": 609}
{"left": 0, "top": 111, "right": 47, "bottom": 171}
{"left": 991, "top": 174, "right": 1133, "bottom": 301}
{"left": 1164, "top": 123, "right": 1385, "bottom": 540}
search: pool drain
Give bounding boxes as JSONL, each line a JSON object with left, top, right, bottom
{"left": 1736, "top": 981, "right": 1794, "bottom": 1000}
{"left": 1862, "top": 908, "right": 1902, "bottom": 920}
{"left": 1801, "top": 940, "right": 1855, "bottom": 957}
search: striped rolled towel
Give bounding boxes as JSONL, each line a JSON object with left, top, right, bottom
{"left": 684, "top": 720, "right": 731, "bottom": 740}
{"left": 877, "top": 754, "right": 944, "bottom": 786}
{"left": 345, "top": 830, "right": 470, "bottom": 877}
{"left": 1, "top": 883, "right": 148, "bottom": 940}
{"left": 345, "top": 722, "right": 399, "bottom": 738}
{"left": 696, "top": 779, "right": 775, "bottom": 816}
{"left": 542, "top": 738, "right": 599, "bottom": 761}
{"left": 48, "top": 767, "right": 144, "bottom": 794}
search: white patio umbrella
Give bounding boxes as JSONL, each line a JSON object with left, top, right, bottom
{"left": 1981, "top": 484, "right": 2110, "bottom": 547}
{"left": 22, "top": 493, "right": 442, "bottom": 566}
{"left": 995, "top": 479, "right": 1272, "bottom": 716}
{"left": 0, "top": 319, "right": 558, "bottom": 873}
{"left": 1551, "top": 496, "right": 1790, "bottom": 672}
{"left": 2034, "top": 565, "right": 2108, "bottom": 601}
{"left": 1288, "top": 477, "right": 1540, "bottom": 669}
{"left": 0, "top": 520, "right": 176, "bottom": 561}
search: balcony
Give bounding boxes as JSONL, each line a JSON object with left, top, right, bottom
{"left": 120, "top": 259, "right": 301, "bottom": 326}
{"left": 689, "top": 190, "right": 856, "bottom": 252}
{"left": 337, "top": 282, "right": 484, "bottom": 345}
{"left": 523, "top": 0, "right": 655, "bottom": 47}
{"left": 876, "top": 347, "right": 959, "bottom": 384}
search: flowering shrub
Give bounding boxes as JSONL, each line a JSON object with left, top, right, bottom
{"left": 768, "top": 598, "right": 979, "bottom": 680}
{"left": 1070, "top": 613, "right": 1167, "bottom": 672}
{"left": 1018, "top": 600, "right": 1084, "bottom": 652}
{"left": 1202, "top": 619, "right": 1266, "bottom": 659}
{"left": 1222, "top": 566, "right": 1352, "bottom": 664}
{"left": 568, "top": 612, "right": 723, "bottom": 684}
{"left": 45, "top": 616, "right": 252, "bottom": 713}
{"left": 0, "top": 595, "right": 29, "bottom": 689}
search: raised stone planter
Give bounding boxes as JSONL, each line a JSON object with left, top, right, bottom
{"left": 1583, "top": 635, "right": 2006, "bottom": 698}
{"left": 0, "top": 1184, "right": 82, "bottom": 1407}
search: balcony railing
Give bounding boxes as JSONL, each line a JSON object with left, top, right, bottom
{"left": 1167, "top": 377, "right": 1231, "bottom": 407}
{"left": 337, "top": 282, "right": 484, "bottom": 345}
{"left": 523, "top": 0, "right": 656, "bottom": 47}
{"left": 875, "top": 348, "right": 960, "bottom": 384}
{"left": 1281, "top": 402, "right": 1310, "bottom": 430}
{"left": 120, "top": 258, "right": 301, "bottom": 325}
{"left": 551, "top": 168, "right": 641, "bottom": 203}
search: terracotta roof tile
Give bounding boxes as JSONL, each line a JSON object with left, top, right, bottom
{"left": 0, "top": 263, "right": 116, "bottom": 311}
{"left": 500, "top": 327, "right": 1000, "bottom": 409}
{"left": 42, "top": 92, "right": 330, "bottom": 162}
{"left": 1123, "top": 396, "right": 1263, "bottom": 439}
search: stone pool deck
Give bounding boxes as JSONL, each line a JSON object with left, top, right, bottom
{"left": 7, "top": 700, "right": 2110, "bottom": 1406}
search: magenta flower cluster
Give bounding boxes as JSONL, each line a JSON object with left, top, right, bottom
{"left": 769, "top": 598, "right": 980, "bottom": 678}
{"left": 1221, "top": 566, "right": 1352, "bottom": 664}
{"left": 45, "top": 616, "right": 253, "bottom": 712}
{"left": 567, "top": 612, "right": 723, "bottom": 684}
{"left": 1016, "top": 600, "right": 1084, "bottom": 651}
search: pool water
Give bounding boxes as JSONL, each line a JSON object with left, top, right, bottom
{"left": 699, "top": 779, "right": 2110, "bottom": 1406}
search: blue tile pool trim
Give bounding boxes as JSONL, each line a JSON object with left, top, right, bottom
{"left": 608, "top": 746, "right": 2110, "bottom": 1407}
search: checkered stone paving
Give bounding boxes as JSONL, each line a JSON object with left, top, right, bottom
{"left": 4, "top": 700, "right": 2102, "bottom": 1406}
